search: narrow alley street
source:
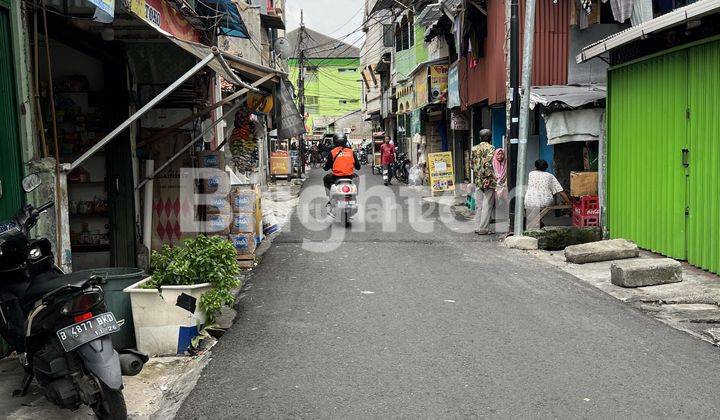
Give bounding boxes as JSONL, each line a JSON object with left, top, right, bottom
{"left": 177, "top": 168, "right": 720, "bottom": 419}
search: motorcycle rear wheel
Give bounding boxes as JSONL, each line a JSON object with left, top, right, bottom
{"left": 92, "top": 382, "right": 127, "bottom": 420}
{"left": 343, "top": 212, "right": 351, "bottom": 228}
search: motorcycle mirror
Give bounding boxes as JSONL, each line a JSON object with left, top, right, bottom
{"left": 22, "top": 173, "right": 42, "bottom": 193}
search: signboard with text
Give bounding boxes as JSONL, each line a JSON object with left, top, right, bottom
{"left": 430, "top": 64, "right": 449, "bottom": 103}
{"left": 129, "top": 0, "right": 201, "bottom": 42}
{"left": 428, "top": 151, "right": 456, "bottom": 195}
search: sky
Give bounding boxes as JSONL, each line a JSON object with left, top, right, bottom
{"left": 285, "top": 0, "right": 366, "bottom": 46}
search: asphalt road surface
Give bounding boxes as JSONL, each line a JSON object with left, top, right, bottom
{"left": 177, "top": 168, "right": 720, "bottom": 419}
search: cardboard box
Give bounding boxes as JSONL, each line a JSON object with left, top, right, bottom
{"left": 230, "top": 186, "right": 256, "bottom": 213}
{"left": 570, "top": 171, "right": 598, "bottom": 197}
{"left": 230, "top": 212, "right": 256, "bottom": 234}
{"left": 198, "top": 151, "right": 225, "bottom": 169}
{"left": 204, "top": 213, "right": 230, "bottom": 236}
{"left": 229, "top": 233, "right": 256, "bottom": 256}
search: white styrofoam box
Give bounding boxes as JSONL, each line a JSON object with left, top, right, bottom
{"left": 124, "top": 277, "right": 211, "bottom": 356}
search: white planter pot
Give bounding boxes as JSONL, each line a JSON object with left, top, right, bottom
{"left": 124, "top": 277, "right": 212, "bottom": 356}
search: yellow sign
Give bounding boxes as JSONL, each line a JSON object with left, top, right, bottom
{"left": 428, "top": 151, "right": 455, "bottom": 195}
{"left": 414, "top": 70, "right": 428, "bottom": 108}
{"left": 429, "top": 65, "right": 449, "bottom": 103}
{"left": 270, "top": 153, "right": 291, "bottom": 176}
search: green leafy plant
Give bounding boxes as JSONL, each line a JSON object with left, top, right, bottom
{"left": 146, "top": 235, "right": 241, "bottom": 323}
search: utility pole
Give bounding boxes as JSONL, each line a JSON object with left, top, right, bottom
{"left": 508, "top": 0, "right": 520, "bottom": 199}
{"left": 513, "top": 0, "right": 537, "bottom": 237}
{"left": 297, "top": 10, "right": 307, "bottom": 175}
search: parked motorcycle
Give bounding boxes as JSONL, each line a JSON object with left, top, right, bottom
{"left": 0, "top": 174, "right": 146, "bottom": 420}
{"left": 393, "top": 152, "right": 411, "bottom": 184}
{"left": 328, "top": 178, "right": 359, "bottom": 227}
{"left": 359, "top": 149, "right": 370, "bottom": 166}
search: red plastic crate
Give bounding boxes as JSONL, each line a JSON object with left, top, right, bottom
{"left": 573, "top": 195, "right": 599, "bottom": 218}
{"left": 573, "top": 213, "right": 599, "bottom": 227}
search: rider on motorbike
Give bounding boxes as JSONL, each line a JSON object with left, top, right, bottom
{"left": 323, "top": 133, "right": 360, "bottom": 207}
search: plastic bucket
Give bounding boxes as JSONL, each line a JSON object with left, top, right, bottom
{"left": 75, "top": 268, "right": 144, "bottom": 350}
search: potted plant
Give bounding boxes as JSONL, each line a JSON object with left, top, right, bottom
{"left": 124, "top": 235, "right": 240, "bottom": 356}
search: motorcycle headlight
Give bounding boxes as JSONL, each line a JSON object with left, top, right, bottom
{"left": 60, "top": 291, "right": 104, "bottom": 316}
{"left": 29, "top": 247, "right": 42, "bottom": 259}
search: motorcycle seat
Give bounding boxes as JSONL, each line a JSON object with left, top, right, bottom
{"left": 22, "top": 271, "right": 95, "bottom": 307}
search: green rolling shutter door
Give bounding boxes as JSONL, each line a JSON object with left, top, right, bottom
{"left": 0, "top": 5, "right": 23, "bottom": 221}
{"left": 607, "top": 51, "right": 688, "bottom": 260}
{"left": 687, "top": 40, "right": 720, "bottom": 273}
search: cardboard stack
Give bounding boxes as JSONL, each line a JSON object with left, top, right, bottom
{"left": 228, "top": 184, "right": 263, "bottom": 267}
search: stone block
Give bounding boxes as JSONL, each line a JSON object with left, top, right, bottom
{"left": 504, "top": 236, "right": 538, "bottom": 250}
{"left": 610, "top": 258, "right": 683, "bottom": 288}
{"left": 565, "top": 239, "right": 639, "bottom": 264}
{"left": 525, "top": 226, "right": 602, "bottom": 250}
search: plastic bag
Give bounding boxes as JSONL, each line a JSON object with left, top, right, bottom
{"left": 408, "top": 165, "right": 423, "bottom": 186}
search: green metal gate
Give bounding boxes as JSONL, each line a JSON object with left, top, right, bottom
{"left": 0, "top": 4, "right": 23, "bottom": 221}
{"left": 608, "top": 38, "right": 720, "bottom": 273}
{"left": 607, "top": 51, "right": 688, "bottom": 260}
{"left": 687, "top": 40, "right": 720, "bottom": 273}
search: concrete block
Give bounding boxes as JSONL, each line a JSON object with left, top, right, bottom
{"left": 610, "top": 258, "right": 683, "bottom": 288}
{"left": 504, "top": 236, "right": 538, "bottom": 250}
{"left": 564, "top": 239, "right": 639, "bottom": 264}
{"left": 525, "top": 226, "right": 602, "bottom": 250}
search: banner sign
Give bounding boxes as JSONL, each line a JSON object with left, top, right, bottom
{"left": 430, "top": 64, "right": 449, "bottom": 103}
{"left": 447, "top": 63, "right": 460, "bottom": 109}
{"left": 129, "top": 0, "right": 201, "bottom": 42}
{"left": 277, "top": 79, "right": 306, "bottom": 140}
{"left": 428, "top": 151, "right": 456, "bottom": 195}
{"left": 414, "top": 69, "right": 428, "bottom": 108}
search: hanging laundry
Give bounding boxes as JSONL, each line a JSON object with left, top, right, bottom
{"left": 610, "top": 0, "right": 635, "bottom": 23}
{"left": 631, "top": 0, "right": 653, "bottom": 25}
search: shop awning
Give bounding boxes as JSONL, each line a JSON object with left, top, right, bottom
{"left": 530, "top": 85, "right": 606, "bottom": 110}
{"left": 577, "top": 0, "right": 720, "bottom": 63}
{"left": 418, "top": 2, "right": 443, "bottom": 25}
{"left": 369, "top": 0, "right": 407, "bottom": 15}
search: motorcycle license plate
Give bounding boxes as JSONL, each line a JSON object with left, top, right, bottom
{"left": 56, "top": 313, "right": 119, "bottom": 352}
{"left": 338, "top": 201, "right": 356, "bottom": 208}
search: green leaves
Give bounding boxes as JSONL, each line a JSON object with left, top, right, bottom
{"left": 147, "top": 235, "right": 242, "bottom": 322}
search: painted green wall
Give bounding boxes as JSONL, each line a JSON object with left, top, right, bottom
{"left": 394, "top": 24, "right": 428, "bottom": 80}
{"left": 288, "top": 57, "right": 362, "bottom": 129}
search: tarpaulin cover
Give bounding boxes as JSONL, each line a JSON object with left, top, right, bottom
{"left": 196, "top": 0, "right": 250, "bottom": 38}
{"left": 543, "top": 108, "right": 603, "bottom": 145}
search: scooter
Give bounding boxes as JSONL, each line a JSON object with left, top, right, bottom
{"left": 393, "top": 152, "right": 411, "bottom": 184}
{"left": 329, "top": 178, "right": 359, "bottom": 227}
{"left": 359, "top": 149, "right": 370, "bottom": 166}
{"left": 0, "top": 174, "right": 146, "bottom": 420}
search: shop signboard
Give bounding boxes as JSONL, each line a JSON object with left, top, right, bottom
{"left": 129, "top": 0, "right": 201, "bottom": 42}
{"left": 430, "top": 64, "right": 449, "bottom": 103}
{"left": 447, "top": 63, "right": 460, "bottom": 109}
{"left": 450, "top": 110, "right": 468, "bottom": 130}
{"left": 428, "top": 151, "right": 456, "bottom": 195}
{"left": 270, "top": 151, "right": 291, "bottom": 176}
{"left": 414, "top": 69, "right": 429, "bottom": 108}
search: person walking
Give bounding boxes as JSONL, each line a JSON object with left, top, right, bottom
{"left": 380, "top": 135, "right": 396, "bottom": 186}
{"left": 524, "top": 159, "right": 571, "bottom": 229}
{"left": 473, "top": 129, "right": 496, "bottom": 235}
{"left": 493, "top": 148, "right": 509, "bottom": 224}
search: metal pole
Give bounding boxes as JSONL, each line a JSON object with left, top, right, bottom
{"left": 67, "top": 53, "right": 216, "bottom": 171}
{"left": 298, "top": 12, "right": 307, "bottom": 176}
{"left": 507, "top": 0, "right": 520, "bottom": 191}
{"left": 513, "top": 0, "right": 537, "bottom": 237}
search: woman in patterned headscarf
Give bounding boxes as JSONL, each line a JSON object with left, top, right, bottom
{"left": 472, "top": 129, "right": 496, "bottom": 235}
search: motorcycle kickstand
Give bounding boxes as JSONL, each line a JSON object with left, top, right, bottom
{"left": 13, "top": 371, "right": 34, "bottom": 397}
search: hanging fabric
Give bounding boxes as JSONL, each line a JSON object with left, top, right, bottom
{"left": 631, "top": 0, "right": 653, "bottom": 25}
{"left": 610, "top": 0, "right": 635, "bottom": 23}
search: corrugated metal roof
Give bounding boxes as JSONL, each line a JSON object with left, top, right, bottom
{"left": 530, "top": 85, "right": 606, "bottom": 109}
{"left": 578, "top": 0, "right": 720, "bottom": 63}
{"left": 286, "top": 28, "right": 360, "bottom": 59}
{"left": 418, "top": 2, "right": 443, "bottom": 25}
